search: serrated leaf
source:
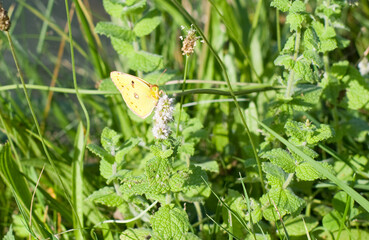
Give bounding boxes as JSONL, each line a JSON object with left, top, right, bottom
{"left": 145, "top": 157, "right": 172, "bottom": 194}
{"left": 111, "top": 38, "right": 135, "bottom": 56}
{"left": 296, "top": 161, "right": 333, "bottom": 181}
{"left": 151, "top": 205, "right": 190, "bottom": 239}
{"left": 169, "top": 170, "right": 189, "bottom": 192}
{"left": 107, "top": 169, "right": 131, "bottom": 184}
{"left": 86, "top": 187, "right": 124, "bottom": 207}
{"left": 3, "top": 225, "right": 15, "bottom": 240}
{"left": 95, "top": 22, "right": 135, "bottom": 41}
{"left": 115, "top": 138, "right": 140, "bottom": 163}
{"left": 179, "top": 165, "right": 211, "bottom": 202}
{"left": 262, "top": 162, "right": 287, "bottom": 187}
{"left": 87, "top": 144, "right": 115, "bottom": 165}
{"left": 346, "top": 67, "right": 369, "bottom": 110}
{"left": 290, "top": 84, "right": 322, "bottom": 111}
{"left": 226, "top": 189, "right": 262, "bottom": 223}
{"left": 101, "top": 127, "right": 122, "bottom": 153}
{"left": 122, "top": 0, "right": 146, "bottom": 15}
{"left": 303, "top": 28, "right": 319, "bottom": 50}
{"left": 128, "top": 51, "right": 164, "bottom": 72}
{"left": 290, "top": 0, "right": 305, "bottom": 13}
{"left": 274, "top": 54, "right": 294, "bottom": 69}
{"left": 120, "top": 228, "right": 152, "bottom": 240}
{"left": 293, "top": 59, "right": 313, "bottom": 82}
{"left": 133, "top": 10, "right": 161, "bottom": 37}
{"left": 320, "top": 38, "right": 337, "bottom": 52}
{"left": 286, "top": 13, "right": 305, "bottom": 31}
{"left": 262, "top": 148, "right": 296, "bottom": 173}
{"left": 270, "top": 0, "right": 290, "bottom": 12}
{"left": 119, "top": 176, "right": 148, "bottom": 199}
{"left": 100, "top": 159, "right": 113, "bottom": 179}
{"left": 282, "top": 216, "right": 319, "bottom": 236}
{"left": 303, "top": 50, "right": 323, "bottom": 67}
{"left": 282, "top": 34, "right": 296, "bottom": 53}
{"left": 103, "top": 0, "right": 123, "bottom": 18}
{"left": 194, "top": 161, "right": 219, "bottom": 173}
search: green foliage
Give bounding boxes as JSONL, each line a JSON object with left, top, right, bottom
{"left": 1, "top": 0, "right": 369, "bottom": 239}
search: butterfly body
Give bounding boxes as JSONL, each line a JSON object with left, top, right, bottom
{"left": 110, "top": 71, "right": 159, "bottom": 119}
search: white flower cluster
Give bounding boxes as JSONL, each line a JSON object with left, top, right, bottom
{"left": 358, "top": 58, "right": 369, "bottom": 76}
{"left": 152, "top": 94, "right": 175, "bottom": 140}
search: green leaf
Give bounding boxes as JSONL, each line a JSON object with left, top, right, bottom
{"left": 274, "top": 54, "right": 294, "bottom": 69}
{"left": 101, "top": 127, "right": 122, "bottom": 153}
{"left": 87, "top": 144, "right": 114, "bottom": 164}
{"left": 151, "top": 205, "right": 190, "bottom": 239}
{"left": 270, "top": 0, "right": 290, "bottom": 12}
{"left": 145, "top": 157, "right": 172, "bottom": 194}
{"left": 193, "top": 161, "right": 219, "bottom": 173}
{"left": 122, "top": 0, "right": 146, "bottom": 15}
{"left": 103, "top": 0, "right": 123, "bottom": 18}
{"left": 320, "top": 38, "right": 337, "bottom": 52}
{"left": 282, "top": 216, "right": 319, "bottom": 236}
{"left": 322, "top": 209, "right": 341, "bottom": 231}
{"left": 226, "top": 189, "right": 262, "bottom": 223}
{"left": 282, "top": 34, "right": 296, "bottom": 53}
{"left": 262, "top": 162, "right": 287, "bottom": 187}
{"left": 133, "top": 10, "right": 161, "bottom": 37}
{"left": 290, "top": 84, "right": 322, "bottom": 111}
{"left": 296, "top": 161, "right": 333, "bottom": 181}
{"left": 95, "top": 22, "right": 135, "bottom": 41}
{"left": 86, "top": 187, "right": 124, "bottom": 207}
{"left": 111, "top": 38, "right": 135, "bottom": 56}
{"left": 286, "top": 13, "right": 305, "bottom": 31}
{"left": 345, "top": 67, "right": 369, "bottom": 110}
{"left": 293, "top": 59, "right": 313, "bottom": 82}
{"left": 289, "top": 0, "right": 305, "bottom": 13}
{"left": 262, "top": 148, "right": 296, "bottom": 173}
{"left": 180, "top": 165, "right": 211, "bottom": 202}
{"left": 303, "top": 50, "right": 323, "bottom": 67}
{"left": 115, "top": 138, "right": 140, "bottom": 163}
{"left": 128, "top": 51, "right": 164, "bottom": 72}
{"left": 3, "top": 225, "right": 15, "bottom": 240}
{"left": 120, "top": 228, "right": 152, "bottom": 240}
{"left": 303, "top": 28, "right": 319, "bottom": 51}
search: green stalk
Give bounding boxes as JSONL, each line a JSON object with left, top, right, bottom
{"left": 64, "top": 0, "right": 91, "bottom": 239}
{"left": 171, "top": 0, "right": 265, "bottom": 193}
{"left": 176, "top": 55, "right": 189, "bottom": 138}
{"left": 36, "top": 0, "right": 54, "bottom": 54}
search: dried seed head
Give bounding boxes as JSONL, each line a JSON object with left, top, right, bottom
{"left": 0, "top": 7, "right": 11, "bottom": 32}
{"left": 180, "top": 25, "right": 202, "bottom": 56}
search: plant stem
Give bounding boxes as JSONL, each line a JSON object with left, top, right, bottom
{"left": 176, "top": 55, "right": 189, "bottom": 137}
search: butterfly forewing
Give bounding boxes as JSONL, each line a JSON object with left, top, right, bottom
{"left": 110, "top": 71, "right": 159, "bottom": 119}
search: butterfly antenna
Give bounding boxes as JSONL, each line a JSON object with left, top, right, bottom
{"left": 156, "top": 69, "right": 167, "bottom": 85}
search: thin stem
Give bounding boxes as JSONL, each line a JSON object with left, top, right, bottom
{"left": 176, "top": 55, "right": 189, "bottom": 137}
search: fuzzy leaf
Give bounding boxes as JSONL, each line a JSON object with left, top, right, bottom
{"left": 262, "top": 162, "right": 287, "bottom": 187}
{"left": 286, "top": 13, "right": 305, "bottom": 31}
{"left": 3, "top": 225, "right": 15, "bottom": 240}
{"left": 120, "top": 228, "right": 152, "bottom": 240}
{"left": 87, "top": 144, "right": 114, "bottom": 164}
{"left": 122, "top": 0, "right": 146, "bottom": 15}
{"left": 303, "top": 28, "right": 319, "bottom": 51}
{"left": 103, "top": 0, "right": 123, "bottom": 18}
{"left": 282, "top": 216, "right": 319, "bottom": 236}
{"left": 101, "top": 127, "right": 121, "bottom": 153}
{"left": 111, "top": 38, "right": 135, "bottom": 56}
{"left": 226, "top": 189, "right": 262, "bottom": 223}
{"left": 86, "top": 186, "right": 124, "bottom": 207}
{"left": 115, "top": 138, "right": 140, "bottom": 163}
{"left": 262, "top": 149, "right": 296, "bottom": 173}
{"left": 99, "top": 159, "right": 113, "bottom": 180}
{"left": 179, "top": 165, "right": 211, "bottom": 202}
{"left": 282, "top": 34, "right": 295, "bottom": 53}
{"left": 133, "top": 10, "right": 161, "bottom": 37}
{"left": 289, "top": 0, "right": 305, "bottom": 13}
{"left": 303, "top": 50, "right": 323, "bottom": 67}
{"left": 345, "top": 68, "right": 369, "bottom": 110}
{"left": 320, "top": 38, "right": 337, "bottom": 52}
{"left": 296, "top": 161, "right": 333, "bottom": 181}
{"left": 194, "top": 161, "right": 219, "bottom": 173}
{"left": 151, "top": 205, "right": 190, "bottom": 239}
{"left": 274, "top": 54, "right": 294, "bottom": 69}
{"left": 145, "top": 157, "right": 172, "bottom": 194}
{"left": 270, "top": 0, "right": 290, "bottom": 12}
{"left": 260, "top": 187, "right": 305, "bottom": 221}
{"left": 128, "top": 51, "right": 164, "bottom": 72}
{"left": 95, "top": 22, "right": 135, "bottom": 41}
{"left": 293, "top": 59, "right": 313, "bottom": 83}
{"left": 290, "top": 84, "right": 322, "bottom": 111}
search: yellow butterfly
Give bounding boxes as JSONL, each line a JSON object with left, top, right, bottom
{"left": 110, "top": 71, "right": 160, "bottom": 119}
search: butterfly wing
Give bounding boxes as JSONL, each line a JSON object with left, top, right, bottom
{"left": 110, "top": 71, "right": 159, "bottom": 119}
